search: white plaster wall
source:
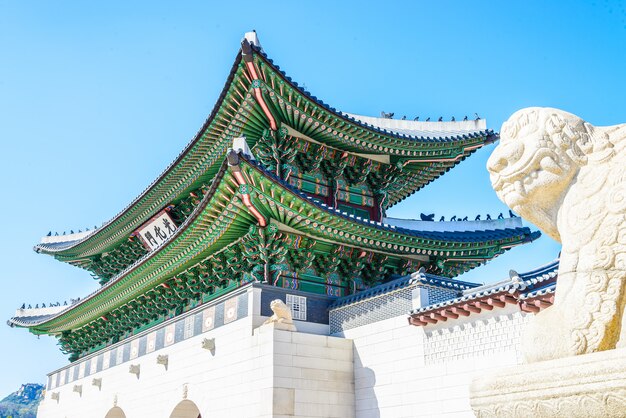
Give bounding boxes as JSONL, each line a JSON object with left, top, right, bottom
{"left": 38, "top": 320, "right": 354, "bottom": 418}
{"left": 339, "top": 307, "right": 530, "bottom": 418}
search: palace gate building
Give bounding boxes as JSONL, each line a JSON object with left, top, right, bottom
{"left": 8, "top": 32, "right": 553, "bottom": 418}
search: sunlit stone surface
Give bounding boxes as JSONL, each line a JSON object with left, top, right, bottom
{"left": 471, "top": 107, "right": 626, "bottom": 417}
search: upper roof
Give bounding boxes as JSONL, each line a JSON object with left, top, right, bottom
{"left": 34, "top": 32, "right": 499, "bottom": 266}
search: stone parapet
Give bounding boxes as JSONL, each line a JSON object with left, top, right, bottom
{"left": 470, "top": 347, "right": 626, "bottom": 417}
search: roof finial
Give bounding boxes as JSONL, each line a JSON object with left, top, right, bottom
{"left": 244, "top": 31, "right": 262, "bottom": 49}
{"left": 231, "top": 136, "right": 256, "bottom": 161}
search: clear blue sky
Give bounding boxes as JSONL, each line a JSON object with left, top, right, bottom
{"left": 1, "top": 1, "right": 624, "bottom": 396}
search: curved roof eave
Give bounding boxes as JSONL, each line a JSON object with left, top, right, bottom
{"left": 243, "top": 155, "right": 539, "bottom": 244}
{"left": 34, "top": 50, "right": 246, "bottom": 257}
{"left": 409, "top": 259, "right": 559, "bottom": 315}
{"left": 20, "top": 159, "right": 248, "bottom": 332}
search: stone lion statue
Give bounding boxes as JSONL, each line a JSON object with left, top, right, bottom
{"left": 488, "top": 107, "right": 626, "bottom": 362}
{"left": 263, "top": 299, "right": 296, "bottom": 330}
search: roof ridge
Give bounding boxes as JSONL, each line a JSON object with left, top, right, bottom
{"left": 252, "top": 43, "right": 499, "bottom": 143}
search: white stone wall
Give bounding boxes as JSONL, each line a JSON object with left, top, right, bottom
{"left": 39, "top": 316, "right": 271, "bottom": 418}
{"left": 38, "top": 319, "right": 354, "bottom": 418}
{"left": 338, "top": 306, "right": 530, "bottom": 418}
{"left": 35, "top": 280, "right": 532, "bottom": 418}
{"left": 267, "top": 326, "right": 354, "bottom": 418}
{"left": 424, "top": 307, "right": 529, "bottom": 366}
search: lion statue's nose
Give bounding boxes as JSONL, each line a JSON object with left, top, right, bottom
{"left": 487, "top": 152, "right": 508, "bottom": 174}
{"left": 487, "top": 140, "right": 525, "bottom": 175}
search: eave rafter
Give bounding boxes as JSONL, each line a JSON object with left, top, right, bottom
{"left": 248, "top": 53, "right": 492, "bottom": 206}
{"left": 408, "top": 291, "right": 556, "bottom": 327}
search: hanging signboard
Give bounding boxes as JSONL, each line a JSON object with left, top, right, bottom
{"left": 135, "top": 209, "right": 178, "bottom": 251}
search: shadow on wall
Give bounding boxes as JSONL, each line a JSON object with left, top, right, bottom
{"left": 354, "top": 349, "right": 380, "bottom": 418}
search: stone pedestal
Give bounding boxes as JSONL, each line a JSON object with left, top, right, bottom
{"left": 261, "top": 319, "right": 297, "bottom": 332}
{"left": 470, "top": 348, "right": 626, "bottom": 418}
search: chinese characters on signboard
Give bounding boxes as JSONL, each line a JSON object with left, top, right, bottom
{"left": 136, "top": 210, "right": 178, "bottom": 251}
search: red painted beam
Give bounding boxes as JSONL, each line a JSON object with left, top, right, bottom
{"left": 487, "top": 297, "right": 506, "bottom": 308}
{"left": 463, "top": 303, "right": 481, "bottom": 314}
{"left": 430, "top": 312, "right": 447, "bottom": 322}
{"left": 475, "top": 301, "right": 494, "bottom": 311}
{"left": 232, "top": 170, "right": 268, "bottom": 227}
{"left": 451, "top": 307, "right": 470, "bottom": 317}
{"left": 420, "top": 315, "right": 438, "bottom": 324}
{"left": 244, "top": 61, "right": 278, "bottom": 131}
{"left": 443, "top": 309, "right": 459, "bottom": 319}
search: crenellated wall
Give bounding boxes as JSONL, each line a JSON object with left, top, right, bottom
{"left": 38, "top": 285, "right": 354, "bottom": 418}
{"left": 37, "top": 279, "right": 534, "bottom": 418}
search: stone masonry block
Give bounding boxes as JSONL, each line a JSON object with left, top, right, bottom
{"left": 273, "top": 387, "right": 295, "bottom": 415}
{"left": 292, "top": 332, "right": 327, "bottom": 346}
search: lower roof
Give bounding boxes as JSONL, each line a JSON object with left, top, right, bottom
{"left": 408, "top": 259, "right": 559, "bottom": 326}
{"left": 9, "top": 151, "right": 539, "bottom": 334}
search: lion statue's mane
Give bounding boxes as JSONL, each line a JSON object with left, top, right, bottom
{"left": 488, "top": 107, "right": 626, "bottom": 362}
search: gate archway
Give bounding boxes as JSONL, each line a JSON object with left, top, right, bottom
{"left": 104, "top": 406, "right": 127, "bottom": 418}
{"left": 169, "top": 399, "right": 202, "bottom": 418}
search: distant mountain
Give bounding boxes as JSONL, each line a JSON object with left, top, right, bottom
{"left": 0, "top": 383, "right": 43, "bottom": 418}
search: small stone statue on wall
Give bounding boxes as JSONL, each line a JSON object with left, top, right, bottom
{"left": 487, "top": 107, "right": 626, "bottom": 362}
{"left": 264, "top": 299, "right": 297, "bottom": 331}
